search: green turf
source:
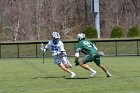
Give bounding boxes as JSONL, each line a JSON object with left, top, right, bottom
{"left": 0, "top": 57, "right": 140, "bottom": 93}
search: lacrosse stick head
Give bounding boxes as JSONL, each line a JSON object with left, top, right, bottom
{"left": 41, "top": 43, "right": 47, "bottom": 52}
{"left": 41, "top": 43, "right": 45, "bottom": 64}
{"left": 41, "top": 43, "right": 44, "bottom": 51}
{"left": 41, "top": 43, "right": 44, "bottom": 48}
{"left": 98, "top": 51, "right": 104, "bottom": 56}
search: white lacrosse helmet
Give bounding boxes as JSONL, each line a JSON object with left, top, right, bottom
{"left": 52, "top": 32, "right": 60, "bottom": 44}
{"left": 52, "top": 32, "right": 60, "bottom": 39}
{"left": 77, "top": 33, "right": 85, "bottom": 41}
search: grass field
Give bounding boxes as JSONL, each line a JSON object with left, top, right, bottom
{"left": 0, "top": 57, "right": 140, "bottom": 93}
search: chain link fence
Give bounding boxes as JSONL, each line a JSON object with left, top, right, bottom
{"left": 0, "top": 39, "right": 140, "bottom": 58}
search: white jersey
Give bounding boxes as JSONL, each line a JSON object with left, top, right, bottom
{"left": 44, "top": 39, "right": 71, "bottom": 66}
{"left": 44, "top": 39, "right": 66, "bottom": 57}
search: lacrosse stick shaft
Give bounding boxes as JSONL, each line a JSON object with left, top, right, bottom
{"left": 41, "top": 43, "right": 45, "bottom": 64}
{"left": 42, "top": 51, "right": 44, "bottom": 64}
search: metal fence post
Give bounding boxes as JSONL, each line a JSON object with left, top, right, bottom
{"left": 115, "top": 41, "right": 118, "bottom": 56}
{"left": 0, "top": 45, "right": 1, "bottom": 58}
{"left": 17, "top": 44, "right": 19, "bottom": 58}
{"left": 137, "top": 40, "right": 139, "bottom": 56}
{"left": 36, "top": 43, "right": 38, "bottom": 58}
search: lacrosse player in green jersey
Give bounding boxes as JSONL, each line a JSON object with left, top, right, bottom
{"left": 74, "top": 33, "right": 111, "bottom": 77}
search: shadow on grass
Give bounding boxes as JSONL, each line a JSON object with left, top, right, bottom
{"left": 32, "top": 76, "right": 66, "bottom": 79}
{"left": 32, "top": 76, "right": 90, "bottom": 79}
{"left": 64, "top": 77, "right": 89, "bottom": 79}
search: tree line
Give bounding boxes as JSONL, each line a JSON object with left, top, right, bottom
{"left": 0, "top": 0, "right": 140, "bottom": 41}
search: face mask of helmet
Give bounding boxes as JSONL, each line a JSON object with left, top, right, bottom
{"left": 53, "top": 38, "right": 59, "bottom": 44}
{"left": 52, "top": 32, "right": 60, "bottom": 44}
{"left": 77, "top": 33, "right": 85, "bottom": 41}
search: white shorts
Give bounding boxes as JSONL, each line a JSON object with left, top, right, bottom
{"left": 53, "top": 56, "right": 69, "bottom": 65}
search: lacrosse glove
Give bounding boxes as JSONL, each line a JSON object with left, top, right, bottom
{"left": 74, "top": 59, "right": 79, "bottom": 66}
{"left": 41, "top": 47, "right": 46, "bottom": 52}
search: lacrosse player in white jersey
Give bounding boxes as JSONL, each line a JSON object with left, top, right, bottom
{"left": 41, "top": 32, "right": 76, "bottom": 78}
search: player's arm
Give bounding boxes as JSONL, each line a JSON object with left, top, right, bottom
{"left": 91, "top": 42, "right": 98, "bottom": 50}
{"left": 41, "top": 44, "right": 47, "bottom": 52}
{"left": 59, "top": 41, "right": 67, "bottom": 57}
{"left": 44, "top": 44, "right": 48, "bottom": 51}
{"left": 59, "top": 51, "right": 67, "bottom": 57}
{"left": 74, "top": 52, "right": 79, "bottom": 66}
{"left": 91, "top": 42, "right": 104, "bottom": 56}
{"left": 41, "top": 42, "right": 49, "bottom": 52}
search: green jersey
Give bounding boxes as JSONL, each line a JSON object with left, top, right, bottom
{"left": 75, "top": 39, "right": 98, "bottom": 55}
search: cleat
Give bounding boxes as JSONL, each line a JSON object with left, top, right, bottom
{"left": 107, "top": 73, "right": 112, "bottom": 77}
{"left": 89, "top": 71, "right": 96, "bottom": 77}
{"left": 71, "top": 72, "right": 76, "bottom": 78}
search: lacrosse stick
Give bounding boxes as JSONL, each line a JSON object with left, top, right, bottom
{"left": 41, "top": 43, "right": 45, "bottom": 64}
{"left": 98, "top": 51, "right": 104, "bottom": 56}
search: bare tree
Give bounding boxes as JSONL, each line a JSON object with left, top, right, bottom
{"left": 0, "top": 0, "right": 140, "bottom": 41}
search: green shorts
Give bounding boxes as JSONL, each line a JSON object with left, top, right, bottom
{"left": 83, "top": 54, "right": 101, "bottom": 66}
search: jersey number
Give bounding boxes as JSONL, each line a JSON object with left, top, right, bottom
{"left": 83, "top": 41, "right": 92, "bottom": 47}
{"left": 83, "top": 41, "right": 97, "bottom": 50}
{"left": 52, "top": 46, "right": 58, "bottom": 52}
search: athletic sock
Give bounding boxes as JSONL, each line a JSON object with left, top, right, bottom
{"left": 106, "top": 71, "right": 110, "bottom": 75}
{"left": 89, "top": 68, "right": 96, "bottom": 73}
{"left": 67, "top": 69, "right": 75, "bottom": 75}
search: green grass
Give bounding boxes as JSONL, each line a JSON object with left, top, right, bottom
{"left": 0, "top": 57, "right": 140, "bottom": 93}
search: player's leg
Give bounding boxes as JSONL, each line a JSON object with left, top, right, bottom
{"left": 98, "top": 64, "right": 111, "bottom": 77}
{"left": 58, "top": 62, "right": 76, "bottom": 78}
{"left": 61, "top": 57, "right": 76, "bottom": 77}
{"left": 61, "top": 56, "right": 72, "bottom": 68}
{"left": 55, "top": 57, "right": 76, "bottom": 78}
{"left": 79, "top": 60, "right": 96, "bottom": 77}
{"left": 79, "top": 55, "right": 96, "bottom": 77}
{"left": 93, "top": 55, "right": 111, "bottom": 77}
